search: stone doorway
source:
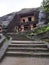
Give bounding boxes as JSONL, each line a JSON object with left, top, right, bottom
{"left": 24, "top": 25, "right": 29, "bottom": 31}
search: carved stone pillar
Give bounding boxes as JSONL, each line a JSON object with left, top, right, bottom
{"left": 0, "top": 27, "right": 2, "bottom": 33}
{"left": 14, "top": 26, "right": 18, "bottom": 32}
{"left": 30, "top": 24, "right": 33, "bottom": 30}
{"left": 21, "top": 25, "right": 24, "bottom": 32}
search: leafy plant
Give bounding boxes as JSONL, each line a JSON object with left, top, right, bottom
{"left": 29, "top": 25, "right": 49, "bottom": 36}
{"left": 42, "top": 0, "right": 49, "bottom": 12}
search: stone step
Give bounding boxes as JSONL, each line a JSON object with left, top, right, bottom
{"left": 9, "top": 44, "right": 47, "bottom": 48}
{"left": 6, "top": 51, "right": 49, "bottom": 57}
{"left": 9, "top": 44, "right": 47, "bottom": 46}
{"left": 11, "top": 41, "right": 45, "bottom": 44}
{"left": 7, "top": 47, "right": 48, "bottom": 52}
{"left": 12, "top": 43, "right": 44, "bottom": 44}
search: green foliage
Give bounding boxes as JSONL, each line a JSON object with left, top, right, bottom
{"left": 45, "top": 26, "right": 49, "bottom": 31}
{"left": 42, "top": 0, "right": 49, "bottom": 12}
{"left": 29, "top": 25, "right": 49, "bottom": 36}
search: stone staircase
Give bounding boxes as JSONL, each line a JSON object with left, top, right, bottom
{"left": 6, "top": 40, "right": 49, "bottom": 57}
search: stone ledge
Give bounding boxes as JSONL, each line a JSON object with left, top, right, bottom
{"left": 0, "top": 38, "right": 12, "bottom": 62}
{"left": 0, "top": 36, "right": 5, "bottom": 48}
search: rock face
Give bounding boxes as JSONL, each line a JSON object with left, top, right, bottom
{"left": 38, "top": 11, "right": 46, "bottom": 27}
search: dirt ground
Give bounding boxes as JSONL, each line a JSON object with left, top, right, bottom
{"left": 1, "top": 57, "right": 49, "bottom": 65}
